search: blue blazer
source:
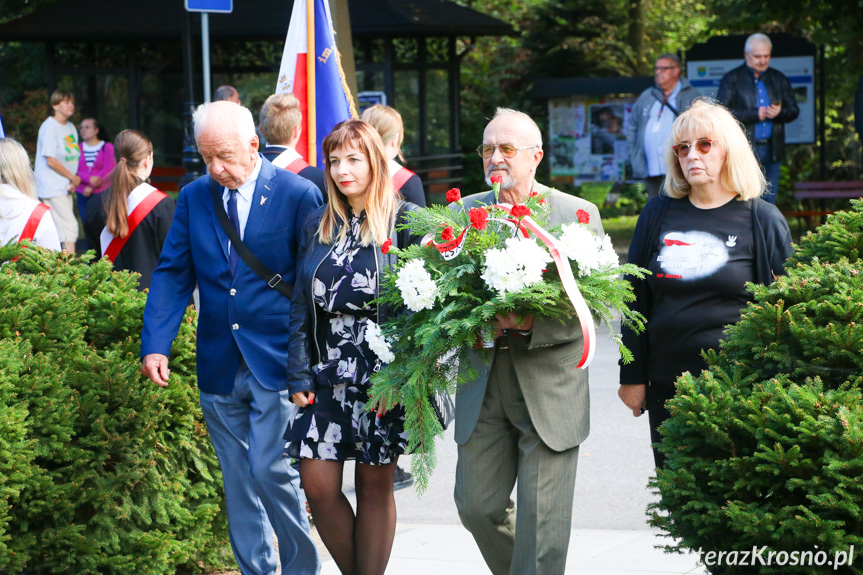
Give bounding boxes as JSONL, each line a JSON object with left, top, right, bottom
{"left": 141, "top": 156, "right": 324, "bottom": 394}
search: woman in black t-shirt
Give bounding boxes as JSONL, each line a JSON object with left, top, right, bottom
{"left": 617, "top": 99, "right": 793, "bottom": 468}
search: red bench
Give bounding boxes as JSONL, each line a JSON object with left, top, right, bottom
{"left": 149, "top": 166, "right": 186, "bottom": 193}
{"left": 784, "top": 181, "right": 863, "bottom": 231}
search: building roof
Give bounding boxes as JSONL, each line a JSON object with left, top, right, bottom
{"left": 0, "top": 0, "right": 512, "bottom": 42}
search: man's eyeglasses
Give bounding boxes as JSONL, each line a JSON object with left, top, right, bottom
{"left": 476, "top": 144, "right": 538, "bottom": 159}
{"left": 671, "top": 139, "right": 714, "bottom": 158}
{"left": 654, "top": 66, "right": 678, "bottom": 73}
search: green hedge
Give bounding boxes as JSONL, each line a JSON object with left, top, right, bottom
{"left": 649, "top": 201, "right": 863, "bottom": 574}
{"left": 0, "top": 243, "right": 233, "bottom": 574}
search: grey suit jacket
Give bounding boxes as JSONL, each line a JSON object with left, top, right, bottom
{"left": 454, "top": 181, "right": 604, "bottom": 452}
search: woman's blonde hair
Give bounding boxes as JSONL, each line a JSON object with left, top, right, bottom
{"left": 318, "top": 119, "right": 396, "bottom": 246}
{"left": 663, "top": 99, "right": 765, "bottom": 201}
{"left": 360, "top": 105, "right": 405, "bottom": 162}
{"left": 106, "top": 130, "right": 153, "bottom": 238}
{"left": 0, "top": 138, "right": 37, "bottom": 199}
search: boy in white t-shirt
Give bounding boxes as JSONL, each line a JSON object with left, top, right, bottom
{"left": 34, "top": 90, "right": 80, "bottom": 253}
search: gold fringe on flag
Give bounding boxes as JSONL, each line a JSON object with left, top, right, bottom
{"left": 334, "top": 45, "right": 358, "bottom": 119}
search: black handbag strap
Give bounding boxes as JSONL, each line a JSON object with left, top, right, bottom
{"left": 209, "top": 177, "right": 293, "bottom": 299}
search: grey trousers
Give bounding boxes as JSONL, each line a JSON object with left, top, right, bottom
{"left": 454, "top": 347, "right": 580, "bottom": 575}
{"left": 200, "top": 363, "right": 320, "bottom": 575}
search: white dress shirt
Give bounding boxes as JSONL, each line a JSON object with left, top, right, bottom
{"left": 221, "top": 154, "right": 262, "bottom": 252}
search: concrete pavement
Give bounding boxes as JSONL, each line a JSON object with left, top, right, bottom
{"left": 318, "top": 524, "right": 707, "bottom": 574}
{"left": 312, "top": 319, "right": 709, "bottom": 573}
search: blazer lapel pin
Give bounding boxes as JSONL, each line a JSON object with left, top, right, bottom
{"left": 261, "top": 196, "right": 267, "bottom": 206}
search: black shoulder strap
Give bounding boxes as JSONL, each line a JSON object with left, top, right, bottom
{"left": 393, "top": 200, "right": 410, "bottom": 249}
{"left": 651, "top": 87, "right": 681, "bottom": 117}
{"left": 209, "top": 178, "right": 293, "bottom": 299}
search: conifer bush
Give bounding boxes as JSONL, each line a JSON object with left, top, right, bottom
{"left": 0, "top": 243, "right": 233, "bottom": 574}
{"left": 649, "top": 201, "right": 863, "bottom": 574}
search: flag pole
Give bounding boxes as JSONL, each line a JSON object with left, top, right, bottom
{"left": 306, "top": 0, "right": 317, "bottom": 167}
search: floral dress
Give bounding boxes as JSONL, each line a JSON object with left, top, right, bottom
{"left": 285, "top": 212, "right": 407, "bottom": 464}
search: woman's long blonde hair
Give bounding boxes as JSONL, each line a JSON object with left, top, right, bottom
{"left": 106, "top": 130, "right": 152, "bottom": 238}
{"left": 0, "top": 138, "right": 37, "bottom": 199}
{"left": 318, "top": 119, "right": 396, "bottom": 246}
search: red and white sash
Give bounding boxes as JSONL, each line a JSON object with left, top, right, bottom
{"left": 271, "top": 147, "right": 310, "bottom": 174}
{"left": 18, "top": 203, "right": 50, "bottom": 243}
{"left": 100, "top": 183, "right": 168, "bottom": 262}
{"left": 389, "top": 160, "right": 415, "bottom": 193}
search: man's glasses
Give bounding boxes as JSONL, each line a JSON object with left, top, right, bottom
{"left": 476, "top": 144, "right": 537, "bottom": 159}
{"left": 671, "top": 139, "right": 714, "bottom": 158}
{"left": 654, "top": 66, "right": 678, "bottom": 73}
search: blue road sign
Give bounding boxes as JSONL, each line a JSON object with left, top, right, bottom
{"left": 185, "top": 0, "right": 233, "bottom": 13}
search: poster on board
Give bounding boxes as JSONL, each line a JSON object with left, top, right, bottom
{"left": 548, "top": 96, "right": 635, "bottom": 184}
{"left": 686, "top": 56, "right": 815, "bottom": 144}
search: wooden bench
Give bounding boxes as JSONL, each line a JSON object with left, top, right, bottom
{"left": 784, "top": 181, "right": 863, "bottom": 232}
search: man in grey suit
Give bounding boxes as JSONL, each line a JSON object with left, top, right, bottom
{"left": 454, "top": 108, "right": 603, "bottom": 575}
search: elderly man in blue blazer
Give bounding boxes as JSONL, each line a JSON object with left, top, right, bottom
{"left": 141, "top": 101, "right": 323, "bottom": 575}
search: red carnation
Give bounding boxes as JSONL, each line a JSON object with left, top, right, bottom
{"left": 441, "top": 226, "right": 454, "bottom": 241}
{"left": 529, "top": 191, "right": 539, "bottom": 198}
{"left": 510, "top": 204, "right": 531, "bottom": 219}
{"left": 490, "top": 174, "right": 503, "bottom": 185}
{"left": 576, "top": 209, "right": 590, "bottom": 224}
{"left": 446, "top": 188, "right": 462, "bottom": 203}
{"left": 469, "top": 207, "right": 488, "bottom": 230}
{"left": 381, "top": 239, "right": 392, "bottom": 254}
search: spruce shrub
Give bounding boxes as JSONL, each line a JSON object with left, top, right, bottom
{"left": 649, "top": 201, "right": 863, "bottom": 573}
{"left": 0, "top": 243, "right": 233, "bottom": 574}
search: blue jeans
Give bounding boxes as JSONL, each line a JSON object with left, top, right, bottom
{"left": 200, "top": 363, "right": 319, "bottom": 575}
{"left": 755, "top": 143, "right": 781, "bottom": 204}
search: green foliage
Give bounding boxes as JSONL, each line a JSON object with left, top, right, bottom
{"left": 369, "top": 194, "right": 647, "bottom": 491}
{"left": 649, "top": 201, "right": 863, "bottom": 573}
{"left": 0, "top": 243, "right": 233, "bottom": 574}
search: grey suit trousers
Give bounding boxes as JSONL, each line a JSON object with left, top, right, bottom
{"left": 454, "top": 344, "right": 580, "bottom": 575}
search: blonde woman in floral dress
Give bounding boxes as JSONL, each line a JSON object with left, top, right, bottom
{"left": 285, "top": 119, "right": 421, "bottom": 575}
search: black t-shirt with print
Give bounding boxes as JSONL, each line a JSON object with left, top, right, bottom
{"left": 645, "top": 197, "right": 755, "bottom": 385}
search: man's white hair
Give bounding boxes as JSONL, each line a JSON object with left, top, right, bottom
{"left": 744, "top": 33, "right": 772, "bottom": 54}
{"left": 193, "top": 101, "right": 256, "bottom": 145}
{"left": 491, "top": 107, "right": 543, "bottom": 149}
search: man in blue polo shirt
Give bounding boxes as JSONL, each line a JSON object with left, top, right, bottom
{"left": 718, "top": 33, "right": 799, "bottom": 203}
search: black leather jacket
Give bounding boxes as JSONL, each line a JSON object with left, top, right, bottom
{"left": 286, "top": 201, "right": 421, "bottom": 398}
{"left": 717, "top": 64, "right": 800, "bottom": 163}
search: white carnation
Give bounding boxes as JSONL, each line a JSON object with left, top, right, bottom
{"left": 558, "top": 223, "right": 619, "bottom": 276}
{"left": 481, "top": 237, "right": 552, "bottom": 294}
{"left": 395, "top": 259, "right": 438, "bottom": 312}
{"left": 365, "top": 320, "right": 396, "bottom": 363}
{"left": 597, "top": 234, "right": 620, "bottom": 269}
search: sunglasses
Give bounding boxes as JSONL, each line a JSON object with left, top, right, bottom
{"left": 476, "top": 144, "right": 537, "bottom": 159}
{"left": 671, "top": 139, "right": 714, "bottom": 158}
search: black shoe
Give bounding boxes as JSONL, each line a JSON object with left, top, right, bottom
{"left": 393, "top": 465, "right": 414, "bottom": 491}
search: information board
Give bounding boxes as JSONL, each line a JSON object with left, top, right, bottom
{"left": 548, "top": 96, "right": 636, "bottom": 184}
{"left": 686, "top": 56, "right": 815, "bottom": 144}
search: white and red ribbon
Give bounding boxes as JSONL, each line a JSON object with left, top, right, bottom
{"left": 425, "top": 226, "right": 469, "bottom": 261}
{"left": 424, "top": 204, "right": 596, "bottom": 368}
{"left": 494, "top": 203, "right": 595, "bottom": 369}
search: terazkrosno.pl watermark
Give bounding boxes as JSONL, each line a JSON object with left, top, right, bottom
{"left": 697, "top": 546, "right": 855, "bottom": 570}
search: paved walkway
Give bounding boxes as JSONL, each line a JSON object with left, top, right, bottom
{"left": 318, "top": 524, "right": 707, "bottom": 574}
